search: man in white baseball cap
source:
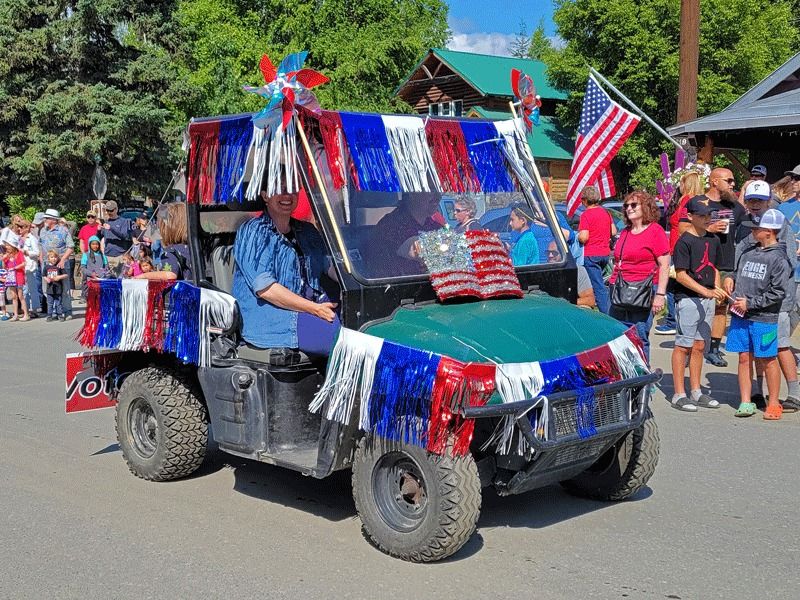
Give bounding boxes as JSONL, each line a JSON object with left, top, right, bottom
{"left": 38, "top": 207, "right": 75, "bottom": 319}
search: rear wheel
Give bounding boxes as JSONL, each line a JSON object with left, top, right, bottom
{"left": 561, "top": 407, "right": 659, "bottom": 501}
{"left": 116, "top": 367, "right": 208, "bottom": 481}
{"left": 351, "top": 436, "right": 481, "bottom": 562}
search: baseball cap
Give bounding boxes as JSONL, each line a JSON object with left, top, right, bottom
{"left": 750, "top": 164, "right": 767, "bottom": 177}
{"left": 86, "top": 211, "right": 96, "bottom": 217}
{"left": 785, "top": 164, "right": 800, "bottom": 177}
{"left": 32, "top": 212, "right": 46, "bottom": 225}
{"left": 743, "top": 180, "right": 771, "bottom": 201}
{"left": 756, "top": 209, "right": 785, "bottom": 231}
{"left": 686, "top": 195, "right": 713, "bottom": 216}
{"left": 105, "top": 200, "right": 118, "bottom": 212}
{"left": 2, "top": 230, "right": 21, "bottom": 248}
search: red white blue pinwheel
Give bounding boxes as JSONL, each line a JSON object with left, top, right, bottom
{"left": 511, "top": 68, "right": 541, "bottom": 132}
{"left": 244, "top": 51, "right": 329, "bottom": 130}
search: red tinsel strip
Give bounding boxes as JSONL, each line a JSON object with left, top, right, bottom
{"left": 76, "top": 280, "right": 101, "bottom": 347}
{"left": 577, "top": 344, "right": 622, "bottom": 385}
{"left": 318, "top": 111, "right": 348, "bottom": 190}
{"left": 425, "top": 119, "right": 480, "bottom": 193}
{"left": 624, "top": 326, "right": 649, "bottom": 365}
{"left": 142, "top": 281, "right": 175, "bottom": 352}
{"left": 187, "top": 121, "right": 221, "bottom": 205}
{"left": 427, "top": 359, "right": 497, "bottom": 456}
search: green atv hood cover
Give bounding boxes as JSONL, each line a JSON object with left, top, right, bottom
{"left": 363, "top": 295, "right": 628, "bottom": 364}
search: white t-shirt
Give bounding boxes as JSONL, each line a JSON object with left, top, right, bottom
{"left": 22, "top": 234, "right": 40, "bottom": 271}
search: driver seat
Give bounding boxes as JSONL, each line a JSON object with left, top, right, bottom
{"left": 210, "top": 245, "right": 235, "bottom": 293}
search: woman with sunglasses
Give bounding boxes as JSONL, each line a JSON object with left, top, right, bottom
{"left": 453, "top": 198, "right": 480, "bottom": 233}
{"left": 609, "top": 191, "right": 670, "bottom": 360}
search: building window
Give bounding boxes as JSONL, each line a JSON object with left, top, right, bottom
{"left": 428, "top": 100, "right": 463, "bottom": 117}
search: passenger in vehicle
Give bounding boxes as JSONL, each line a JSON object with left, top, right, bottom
{"left": 232, "top": 187, "right": 339, "bottom": 356}
{"left": 453, "top": 197, "right": 480, "bottom": 233}
{"left": 508, "top": 205, "right": 540, "bottom": 266}
{"left": 367, "top": 192, "right": 441, "bottom": 277}
{"left": 547, "top": 240, "right": 595, "bottom": 308}
{"left": 134, "top": 203, "right": 193, "bottom": 281}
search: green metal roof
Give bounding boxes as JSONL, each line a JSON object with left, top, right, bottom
{"left": 468, "top": 107, "right": 574, "bottom": 161}
{"left": 430, "top": 49, "right": 568, "bottom": 100}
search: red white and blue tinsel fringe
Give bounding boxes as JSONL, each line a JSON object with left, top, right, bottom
{"left": 77, "top": 280, "right": 236, "bottom": 368}
{"left": 310, "top": 326, "right": 650, "bottom": 457}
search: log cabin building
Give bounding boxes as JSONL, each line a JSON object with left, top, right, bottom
{"left": 395, "top": 48, "right": 575, "bottom": 201}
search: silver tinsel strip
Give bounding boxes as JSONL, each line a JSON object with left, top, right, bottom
{"left": 119, "top": 279, "right": 149, "bottom": 351}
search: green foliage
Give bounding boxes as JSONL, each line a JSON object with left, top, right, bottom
{"left": 509, "top": 20, "right": 530, "bottom": 58}
{"left": 527, "top": 19, "right": 554, "bottom": 62}
{"left": 177, "top": 0, "right": 450, "bottom": 115}
{"left": 0, "top": 1, "right": 187, "bottom": 212}
{"left": 547, "top": 0, "right": 800, "bottom": 192}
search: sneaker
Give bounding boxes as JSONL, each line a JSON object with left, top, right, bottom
{"left": 694, "top": 394, "right": 720, "bottom": 408}
{"left": 670, "top": 396, "right": 698, "bottom": 412}
{"left": 28, "top": 312, "right": 38, "bottom": 319}
{"left": 704, "top": 351, "right": 728, "bottom": 367}
{"left": 751, "top": 393, "right": 766, "bottom": 410}
{"left": 0, "top": 315, "right": 9, "bottom": 321}
{"left": 63, "top": 314, "right": 73, "bottom": 321}
{"left": 58, "top": 315, "right": 66, "bottom": 322}
{"left": 46, "top": 316, "right": 54, "bottom": 322}
{"left": 654, "top": 324, "right": 676, "bottom": 335}
{"left": 780, "top": 397, "right": 800, "bottom": 413}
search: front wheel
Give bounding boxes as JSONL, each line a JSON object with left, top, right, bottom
{"left": 561, "top": 407, "right": 659, "bottom": 501}
{"left": 351, "top": 436, "right": 481, "bottom": 562}
{"left": 115, "top": 367, "right": 208, "bottom": 481}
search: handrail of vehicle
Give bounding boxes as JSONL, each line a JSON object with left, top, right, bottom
{"left": 461, "top": 369, "right": 662, "bottom": 419}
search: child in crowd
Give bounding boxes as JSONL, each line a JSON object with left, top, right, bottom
{"left": 669, "top": 196, "right": 725, "bottom": 411}
{"left": 121, "top": 253, "right": 141, "bottom": 278}
{"left": 0, "top": 249, "right": 7, "bottom": 320}
{"left": 80, "top": 235, "right": 108, "bottom": 296}
{"left": 2, "top": 233, "right": 29, "bottom": 321}
{"left": 139, "top": 257, "right": 154, "bottom": 274}
{"left": 724, "top": 209, "right": 791, "bottom": 420}
{"left": 44, "top": 250, "right": 68, "bottom": 322}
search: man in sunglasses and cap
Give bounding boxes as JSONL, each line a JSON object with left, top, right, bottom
{"left": 101, "top": 200, "right": 136, "bottom": 276}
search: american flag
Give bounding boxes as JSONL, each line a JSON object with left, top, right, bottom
{"left": 566, "top": 75, "right": 640, "bottom": 216}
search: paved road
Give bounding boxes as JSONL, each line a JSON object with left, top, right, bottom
{"left": 1, "top": 312, "right": 798, "bottom": 599}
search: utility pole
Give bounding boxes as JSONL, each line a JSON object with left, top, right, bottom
{"left": 676, "top": 0, "right": 700, "bottom": 124}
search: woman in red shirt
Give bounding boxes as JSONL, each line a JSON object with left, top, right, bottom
{"left": 609, "top": 191, "right": 670, "bottom": 360}
{"left": 578, "top": 186, "right": 616, "bottom": 313}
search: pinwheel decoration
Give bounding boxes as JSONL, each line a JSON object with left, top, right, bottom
{"left": 244, "top": 51, "right": 330, "bottom": 130}
{"left": 510, "top": 68, "right": 541, "bottom": 131}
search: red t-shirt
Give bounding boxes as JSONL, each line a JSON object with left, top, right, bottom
{"left": 78, "top": 223, "right": 101, "bottom": 250}
{"left": 578, "top": 205, "right": 613, "bottom": 257}
{"left": 611, "top": 223, "right": 669, "bottom": 285}
{"left": 7, "top": 252, "right": 25, "bottom": 286}
{"left": 668, "top": 195, "right": 691, "bottom": 253}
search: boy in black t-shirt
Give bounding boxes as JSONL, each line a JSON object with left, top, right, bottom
{"left": 669, "top": 196, "right": 726, "bottom": 411}
{"left": 44, "top": 249, "right": 68, "bottom": 321}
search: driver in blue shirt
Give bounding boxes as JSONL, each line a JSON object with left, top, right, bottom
{"left": 232, "top": 187, "right": 339, "bottom": 356}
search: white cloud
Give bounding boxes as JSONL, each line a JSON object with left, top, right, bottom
{"left": 447, "top": 31, "right": 517, "bottom": 57}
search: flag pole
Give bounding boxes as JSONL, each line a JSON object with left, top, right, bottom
{"left": 589, "top": 67, "right": 683, "bottom": 151}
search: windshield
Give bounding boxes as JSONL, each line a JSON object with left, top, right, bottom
{"left": 320, "top": 187, "right": 566, "bottom": 281}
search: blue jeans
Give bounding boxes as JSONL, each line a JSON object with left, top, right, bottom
{"left": 24, "top": 267, "right": 42, "bottom": 312}
{"left": 584, "top": 255, "right": 610, "bottom": 314}
{"left": 609, "top": 286, "right": 657, "bottom": 363}
{"left": 661, "top": 290, "right": 676, "bottom": 329}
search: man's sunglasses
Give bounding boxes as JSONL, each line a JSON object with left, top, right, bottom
{"left": 790, "top": 175, "right": 800, "bottom": 182}
{"left": 719, "top": 178, "right": 736, "bottom": 185}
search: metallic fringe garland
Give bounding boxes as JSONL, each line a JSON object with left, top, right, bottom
{"left": 187, "top": 121, "right": 220, "bottom": 205}
{"left": 197, "top": 288, "right": 237, "bottom": 368}
{"left": 381, "top": 115, "right": 441, "bottom": 193}
{"left": 340, "top": 112, "right": 401, "bottom": 192}
{"left": 425, "top": 118, "right": 479, "bottom": 193}
{"left": 317, "top": 111, "right": 349, "bottom": 190}
{"left": 94, "top": 280, "right": 123, "bottom": 349}
{"left": 215, "top": 117, "right": 254, "bottom": 203}
{"left": 76, "top": 280, "right": 101, "bottom": 347}
{"left": 460, "top": 120, "right": 515, "bottom": 193}
{"left": 368, "top": 342, "right": 440, "bottom": 446}
{"left": 309, "top": 328, "right": 383, "bottom": 427}
{"left": 119, "top": 280, "right": 149, "bottom": 351}
{"left": 164, "top": 282, "right": 201, "bottom": 365}
{"left": 244, "top": 125, "right": 269, "bottom": 201}
{"left": 491, "top": 362, "right": 545, "bottom": 455}
{"left": 142, "top": 281, "right": 173, "bottom": 352}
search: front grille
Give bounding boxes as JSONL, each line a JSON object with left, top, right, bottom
{"left": 551, "top": 438, "right": 609, "bottom": 467}
{"left": 552, "top": 390, "right": 629, "bottom": 438}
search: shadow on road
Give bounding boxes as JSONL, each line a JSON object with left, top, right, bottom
{"left": 705, "top": 372, "right": 743, "bottom": 408}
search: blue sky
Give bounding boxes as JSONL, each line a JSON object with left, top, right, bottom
{"left": 446, "top": 0, "right": 557, "bottom": 56}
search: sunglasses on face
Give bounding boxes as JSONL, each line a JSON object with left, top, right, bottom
{"left": 547, "top": 250, "right": 560, "bottom": 257}
{"left": 623, "top": 203, "right": 639, "bottom": 210}
{"left": 453, "top": 208, "right": 468, "bottom": 213}
{"left": 791, "top": 175, "right": 800, "bottom": 182}
{"left": 719, "top": 178, "right": 735, "bottom": 185}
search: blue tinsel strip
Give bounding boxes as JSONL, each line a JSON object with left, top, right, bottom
{"left": 164, "top": 281, "right": 201, "bottom": 365}
{"left": 339, "top": 112, "right": 401, "bottom": 192}
{"left": 368, "top": 341, "right": 441, "bottom": 446}
{"left": 460, "top": 120, "right": 515, "bottom": 193}
{"left": 94, "top": 279, "right": 123, "bottom": 349}
{"left": 214, "top": 117, "right": 254, "bottom": 204}
{"left": 539, "top": 355, "right": 596, "bottom": 439}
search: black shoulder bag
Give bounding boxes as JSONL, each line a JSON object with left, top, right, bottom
{"left": 610, "top": 229, "right": 655, "bottom": 311}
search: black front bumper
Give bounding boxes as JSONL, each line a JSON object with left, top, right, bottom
{"left": 462, "top": 370, "right": 661, "bottom": 495}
